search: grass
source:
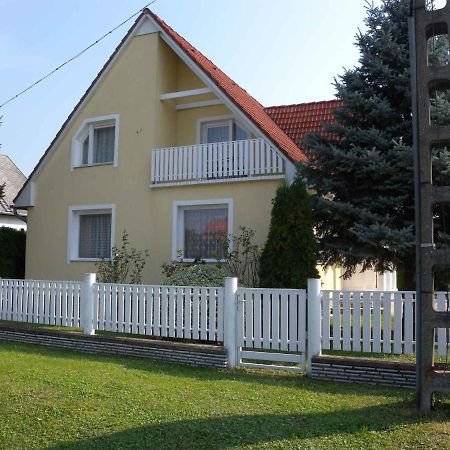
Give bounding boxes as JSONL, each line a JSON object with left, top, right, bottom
{"left": 0, "top": 342, "right": 449, "bottom": 449}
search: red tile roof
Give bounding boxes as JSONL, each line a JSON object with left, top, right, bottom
{"left": 265, "top": 100, "right": 343, "bottom": 152}
{"left": 146, "top": 9, "right": 307, "bottom": 163}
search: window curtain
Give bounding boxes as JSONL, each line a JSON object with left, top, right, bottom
{"left": 205, "top": 125, "right": 229, "bottom": 144}
{"left": 79, "top": 214, "right": 112, "bottom": 258}
{"left": 93, "top": 126, "right": 115, "bottom": 164}
{"left": 184, "top": 208, "right": 228, "bottom": 259}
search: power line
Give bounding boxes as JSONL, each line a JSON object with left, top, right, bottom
{"left": 0, "top": 1, "right": 158, "bottom": 110}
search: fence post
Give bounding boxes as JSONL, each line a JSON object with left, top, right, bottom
{"left": 81, "top": 273, "right": 96, "bottom": 335}
{"left": 307, "top": 278, "right": 321, "bottom": 375}
{"left": 224, "top": 277, "right": 238, "bottom": 369}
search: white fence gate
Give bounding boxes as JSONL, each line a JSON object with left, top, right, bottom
{"left": 236, "top": 288, "right": 307, "bottom": 371}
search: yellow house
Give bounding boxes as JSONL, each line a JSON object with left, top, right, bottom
{"left": 14, "top": 9, "right": 396, "bottom": 290}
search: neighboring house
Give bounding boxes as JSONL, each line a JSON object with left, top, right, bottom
{"left": 14, "top": 9, "right": 395, "bottom": 290}
{"left": 0, "top": 154, "right": 27, "bottom": 230}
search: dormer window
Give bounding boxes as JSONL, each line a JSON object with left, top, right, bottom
{"left": 199, "top": 116, "right": 249, "bottom": 144}
{"left": 71, "top": 114, "right": 119, "bottom": 169}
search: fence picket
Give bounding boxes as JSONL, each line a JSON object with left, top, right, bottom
{"left": 177, "top": 287, "right": 184, "bottom": 338}
{"left": 436, "top": 292, "right": 447, "bottom": 357}
{"left": 404, "top": 292, "right": 414, "bottom": 355}
{"left": 352, "top": 293, "right": 362, "bottom": 352}
{"left": 372, "top": 292, "right": 382, "bottom": 353}
{"left": 342, "top": 292, "right": 351, "bottom": 351}
{"left": 206, "top": 288, "right": 215, "bottom": 341}
{"left": 192, "top": 288, "right": 200, "bottom": 340}
{"left": 200, "top": 288, "right": 208, "bottom": 340}
{"left": 161, "top": 286, "right": 169, "bottom": 337}
{"left": 322, "top": 292, "right": 331, "bottom": 350}
{"left": 288, "top": 292, "right": 298, "bottom": 352}
{"left": 245, "top": 291, "right": 253, "bottom": 347}
{"left": 393, "top": 292, "right": 403, "bottom": 354}
{"left": 216, "top": 288, "right": 224, "bottom": 341}
{"left": 332, "top": 291, "right": 341, "bottom": 350}
{"left": 362, "top": 292, "right": 371, "bottom": 353}
{"left": 280, "top": 291, "right": 289, "bottom": 351}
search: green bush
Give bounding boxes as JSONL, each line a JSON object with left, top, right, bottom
{"left": 96, "top": 231, "right": 149, "bottom": 284}
{"left": 259, "top": 177, "right": 319, "bottom": 288}
{"left": 0, "top": 227, "right": 26, "bottom": 278}
{"left": 161, "top": 260, "right": 230, "bottom": 287}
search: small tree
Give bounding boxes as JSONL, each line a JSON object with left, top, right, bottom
{"left": 96, "top": 231, "right": 149, "bottom": 284}
{"left": 259, "top": 177, "right": 318, "bottom": 288}
{"left": 219, "top": 226, "right": 261, "bottom": 287}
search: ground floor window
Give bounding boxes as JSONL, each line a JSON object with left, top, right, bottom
{"left": 68, "top": 204, "right": 115, "bottom": 262}
{"left": 173, "top": 199, "right": 233, "bottom": 262}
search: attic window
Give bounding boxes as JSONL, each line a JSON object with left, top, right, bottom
{"left": 71, "top": 115, "right": 119, "bottom": 170}
{"left": 199, "top": 117, "right": 249, "bottom": 144}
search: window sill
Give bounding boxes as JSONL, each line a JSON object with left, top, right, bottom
{"left": 73, "top": 162, "right": 114, "bottom": 169}
{"left": 70, "top": 257, "right": 111, "bottom": 262}
{"left": 181, "top": 258, "right": 227, "bottom": 264}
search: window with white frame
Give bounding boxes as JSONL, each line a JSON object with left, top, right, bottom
{"left": 68, "top": 205, "right": 115, "bottom": 261}
{"left": 200, "top": 117, "right": 249, "bottom": 144}
{"left": 71, "top": 115, "right": 119, "bottom": 169}
{"left": 173, "top": 199, "right": 233, "bottom": 261}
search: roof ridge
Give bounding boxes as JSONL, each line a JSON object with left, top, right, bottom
{"left": 264, "top": 99, "right": 343, "bottom": 110}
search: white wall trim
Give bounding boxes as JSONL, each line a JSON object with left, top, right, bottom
{"left": 160, "top": 87, "right": 212, "bottom": 100}
{"left": 14, "top": 181, "right": 35, "bottom": 208}
{"left": 176, "top": 99, "right": 223, "bottom": 111}
{"left": 67, "top": 203, "right": 116, "bottom": 264}
{"left": 151, "top": 174, "right": 285, "bottom": 189}
{"left": 172, "top": 198, "right": 233, "bottom": 262}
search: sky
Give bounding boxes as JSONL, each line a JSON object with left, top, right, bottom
{"left": 0, "top": 0, "right": 379, "bottom": 176}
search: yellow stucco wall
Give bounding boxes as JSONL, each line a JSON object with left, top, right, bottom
{"left": 25, "top": 31, "right": 282, "bottom": 284}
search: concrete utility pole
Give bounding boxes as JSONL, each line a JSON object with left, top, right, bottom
{"left": 409, "top": 0, "right": 450, "bottom": 410}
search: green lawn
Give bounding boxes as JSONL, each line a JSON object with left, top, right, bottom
{"left": 0, "top": 342, "right": 449, "bottom": 450}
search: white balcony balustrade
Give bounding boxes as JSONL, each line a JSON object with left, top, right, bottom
{"left": 151, "top": 138, "right": 285, "bottom": 186}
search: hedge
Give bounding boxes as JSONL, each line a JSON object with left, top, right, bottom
{"left": 0, "top": 226, "right": 26, "bottom": 278}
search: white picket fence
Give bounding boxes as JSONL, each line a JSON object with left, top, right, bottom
{"left": 1, "top": 277, "right": 449, "bottom": 370}
{"left": 321, "top": 290, "right": 449, "bottom": 357}
{"left": 0, "top": 279, "right": 81, "bottom": 327}
{"left": 93, "top": 283, "right": 224, "bottom": 341}
{"left": 236, "top": 288, "right": 306, "bottom": 370}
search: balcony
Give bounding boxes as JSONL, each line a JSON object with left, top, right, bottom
{"left": 150, "top": 138, "right": 285, "bottom": 187}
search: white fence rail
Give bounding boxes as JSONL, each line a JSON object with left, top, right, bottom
{"left": 0, "top": 279, "right": 81, "bottom": 327}
{"left": 151, "top": 138, "right": 284, "bottom": 186}
{"left": 93, "top": 283, "right": 224, "bottom": 342}
{"left": 321, "top": 290, "right": 449, "bottom": 357}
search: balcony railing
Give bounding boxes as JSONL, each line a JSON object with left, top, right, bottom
{"left": 151, "top": 138, "right": 285, "bottom": 186}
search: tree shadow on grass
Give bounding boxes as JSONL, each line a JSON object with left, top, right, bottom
{"left": 45, "top": 402, "right": 449, "bottom": 450}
